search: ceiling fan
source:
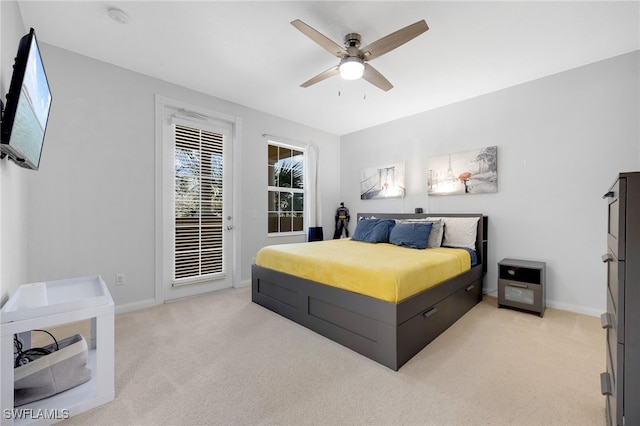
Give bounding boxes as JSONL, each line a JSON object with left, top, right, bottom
{"left": 291, "top": 18, "right": 429, "bottom": 92}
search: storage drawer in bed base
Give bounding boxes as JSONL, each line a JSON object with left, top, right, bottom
{"left": 397, "top": 281, "right": 481, "bottom": 365}
{"left": 252, "top": 264, "right": 483, "bottom": 370}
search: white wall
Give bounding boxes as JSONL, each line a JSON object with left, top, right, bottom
{"left": 0, "top": 0, "right": 29, "bottom": 305}
{"left": 25, "top": 44, "right": 340, "bottom": 309}
{"left": 340, "top": 51, "right": 640, "bottom": 316}
{"left": 3, "top": 2, "right": 637, "bottom": 316}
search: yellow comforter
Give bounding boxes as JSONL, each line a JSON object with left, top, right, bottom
{"left": 256, "top": 239, "right": 471, "bottom": 303}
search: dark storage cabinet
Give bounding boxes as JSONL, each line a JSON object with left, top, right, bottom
{"left": 601, "top": 172, "right": 640, "bottom": 426}
{"left": 497, "top": 258, "right": 546, "bottom": 317}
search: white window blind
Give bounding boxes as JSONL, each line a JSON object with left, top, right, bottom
{"left": 174, "top": 124, "right": 224, "bottom": 280}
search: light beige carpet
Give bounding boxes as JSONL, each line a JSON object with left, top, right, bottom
{"left": 60, "top": 286, "right": 605, "bottom": 425}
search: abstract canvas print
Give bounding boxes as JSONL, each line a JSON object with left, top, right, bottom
{"left": 428, "top": 146, "right": 497, "bottom": 195}
{"left": 360, "top": 162, "right": 406, "bottom": 199}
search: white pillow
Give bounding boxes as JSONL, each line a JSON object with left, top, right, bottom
{"left": 437, "top": 217, "right": 480, "bottom": 250}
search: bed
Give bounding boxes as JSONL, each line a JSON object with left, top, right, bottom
{"left": 251, "top": 213, "right": 487, "bottom": 370}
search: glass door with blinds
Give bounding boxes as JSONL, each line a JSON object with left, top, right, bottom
{"left": 158, "top": 100, "right": 234, "bottom": 301}
{"left": 174, "top": 124, "right": 226, "bottom": 282}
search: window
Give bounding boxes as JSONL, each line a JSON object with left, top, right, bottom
{"left": 174, "top": 124, "right": 224, "bottom": 280}
{"left": 268, "top": 142, "right": 305, "bottom": 234}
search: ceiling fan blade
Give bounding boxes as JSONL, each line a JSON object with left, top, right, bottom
{"left": 360, "top": 20, "right": 428, "bottom": 62}
{"left": 300, "top": 65, "right": 340, "bottom": 88}
{"left": 362, "top": 64, "right": 393, "bottom": 91}
{"left": 291, "top": 19, "right": 348, "bottom": 58}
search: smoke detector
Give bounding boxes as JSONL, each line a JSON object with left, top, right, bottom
{"left": 108, "top": 8, "right": 129, "bottom": 24}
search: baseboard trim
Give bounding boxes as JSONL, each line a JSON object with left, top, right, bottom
{"left": 546, "top": 300, "right": 602, "bottom": 318}
{"left": 114, "top": 281, "right": 250, "bottom": 315}
{"left": 236, "top": 279, "right": 251, "bottom": 288}
{"left": 115, "top": 298, "right": 159, "bottom": 315}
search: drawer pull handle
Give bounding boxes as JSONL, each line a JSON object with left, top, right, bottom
{"left": 600, "top": 372, "right": 612, "bottom": 396}
{"left": 465, "top": 285, "right": 475, "bottom": 292}
{"left": 423, "top": 307, "right": 438, "bottom": 318}
{"left": 601, "top": 253, "right": 613, "bottom": 263}
{"left": 602, "top": 191, "right": 614, "bottom": 199}
{"left": 507, "top": 282, "right": 528, "bottom": 289}
{"left": 600, "top": 313, "right": 613, "bottom": 329}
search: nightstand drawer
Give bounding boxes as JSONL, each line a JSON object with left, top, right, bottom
{"left": 498, "top": 279, "right": 542, "bottom": 313}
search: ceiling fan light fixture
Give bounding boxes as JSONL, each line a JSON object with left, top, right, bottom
{"left": 339, "top": 57, "right": 365, "bottom": 80}
{"left": 292, "top": 18, "right": 427, "bottom": 90}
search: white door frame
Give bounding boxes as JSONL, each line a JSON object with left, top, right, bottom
{"left": 154, "top": 95, "right": 241, "bottom": 303}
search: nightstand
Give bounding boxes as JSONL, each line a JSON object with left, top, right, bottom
{"left": 498, "top": 258, "right": 546, "bottom": 317}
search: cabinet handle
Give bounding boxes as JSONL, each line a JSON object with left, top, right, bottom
{"left": 602, "top": 191, "right": 614, "bottom": 199}
{"left": 601, "top": 253, "right": 613, "bottom": 263}
{"left": 507, "top": 282, "right": 529, "bottom": 289}
{"left": 423, "top": 307, "right": 438, "bottom": 318}
{"left": 465, "top": 284, "right": 475, "bottom": 292}
{"left": 600, "top": 313, "right": 613, "bottom": 329}
{"left": 600, "top": 372, "right": 612, "bottom": 396}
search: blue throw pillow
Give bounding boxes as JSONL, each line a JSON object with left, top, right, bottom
{"left": 389, "top": 222, "right": 433, "bottom": 249}
{"left": 351, "top": 219, "right": 396, "bottom": 243}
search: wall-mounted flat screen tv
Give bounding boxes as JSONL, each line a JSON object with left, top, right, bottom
{"left": 1, "top": 28, "right": 52, "bottom": 170}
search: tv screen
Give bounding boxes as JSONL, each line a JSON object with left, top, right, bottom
{"left": 1, "top": 28, "right": 52, "bottom": 170}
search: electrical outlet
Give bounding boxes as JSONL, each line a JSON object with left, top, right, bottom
{"left": 116, "top": 273, "right": 125, "bottom": 285}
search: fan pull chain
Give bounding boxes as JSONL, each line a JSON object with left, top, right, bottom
{"left": 336, "top": 90, "right": 367, "bottom": 99}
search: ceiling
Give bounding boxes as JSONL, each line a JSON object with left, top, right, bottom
{"left": 17, "top": 1, "right": 640, "bottom": 136}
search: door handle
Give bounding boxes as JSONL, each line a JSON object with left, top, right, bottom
{"left": 601, "top": 253, "right": 613, "bottom": 263}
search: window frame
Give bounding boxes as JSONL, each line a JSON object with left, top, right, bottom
{"left": 267, "top": 139, "right": 306, "bottom": 237}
